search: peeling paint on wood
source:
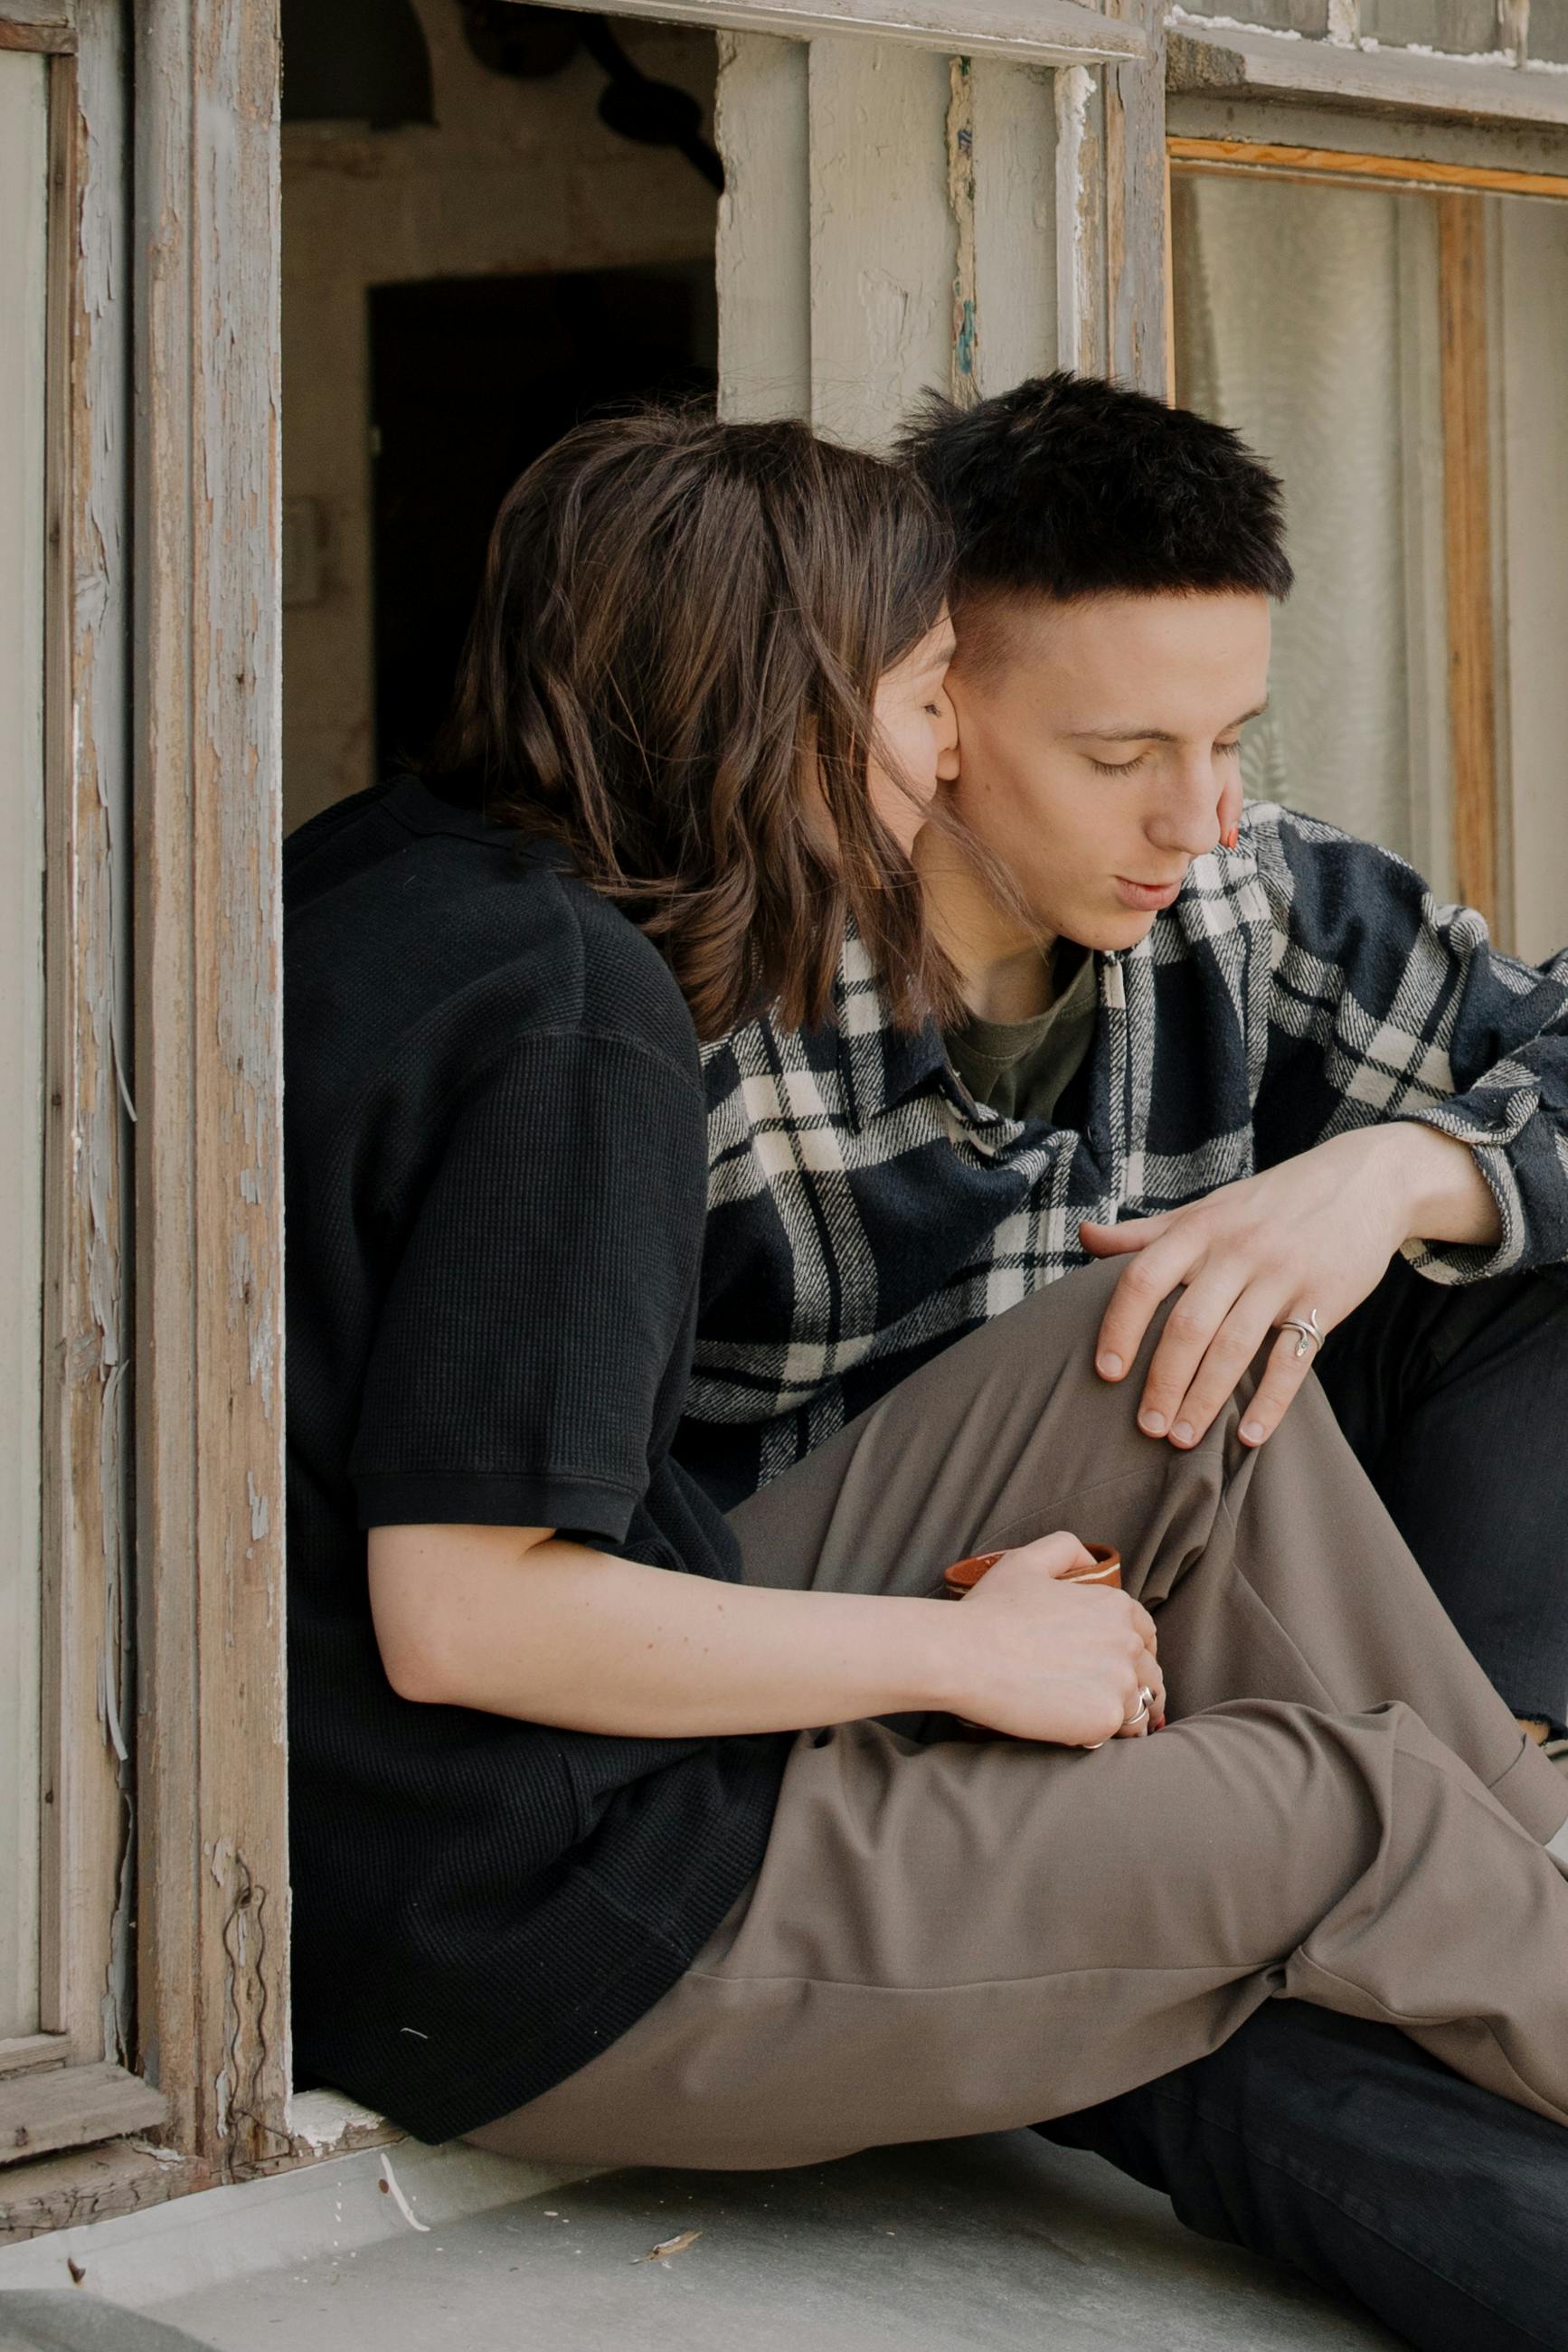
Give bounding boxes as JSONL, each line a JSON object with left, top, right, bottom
{"left": 947, "top": 57, "right": 978, "bottom": 403}
{"left": 534, "top": 0, "right": 1143, "bottom": 67}
{"left": 0, "top": 39, "right": 49, "bottom": 2049}
{"left": 715, "top": 31, "right": 810, "bottom": 420}
{"left": 970, "top": 55, "right": 1057, "bottom": 390}
{"left": 133, "top": 0, "right": 289, "bottom": 2177}
{"left": 36, "top": 0, "right": 137, "bottom": 2092}
{"left": 1055, "top": 63, "right": 1105, "bottom": 375}
{"left": 808, "top": 36, "right": 954, "bottom": 448}
{"left": 1105, "top": 0, "right": 1167, "bottom": 394}
{"left": 1167, "top": 18, "right": 1568, "bottom": 120}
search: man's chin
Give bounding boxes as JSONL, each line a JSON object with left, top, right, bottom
{"left": 1066, "top": 907, "right": 1161, "bottom": 954}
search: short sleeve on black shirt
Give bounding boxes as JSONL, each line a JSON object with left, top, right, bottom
{"left": 351, "top": 1028, "right": 706, "bottom": 1544}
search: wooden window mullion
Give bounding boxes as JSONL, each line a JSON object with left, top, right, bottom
{"left": 1437, "top": 192, "right": 1501, "bottom": 930}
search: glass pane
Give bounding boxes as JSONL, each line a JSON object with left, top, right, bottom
{"left": 1496, "top": 194, "right": 1568, "bottom": 963}
{"left": 1171, "top": 0, "right": 1329, "bottom": 30}
{"left": 0, "top": 50, "right": 49, "bottom": 2039}
{"left": 1171, "top": 170, "right": 1452, "bottom": 887}
{"left": 1359, "top": 0, "right": 1497, "bottom": 49}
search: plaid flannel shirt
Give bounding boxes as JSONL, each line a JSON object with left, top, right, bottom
{"left": 677, "top": 802, "right": 1568, "bottom": 1509}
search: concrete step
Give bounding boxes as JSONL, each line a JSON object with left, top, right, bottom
{"left": 10, "top": 2130, "right": 1396, "bottom": 2352}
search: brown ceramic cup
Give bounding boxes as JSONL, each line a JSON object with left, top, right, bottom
{"left": 941, "top": 1540, "right": 1121, "bottom": 1596}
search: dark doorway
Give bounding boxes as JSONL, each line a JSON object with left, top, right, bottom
{"left": 369, "top": 260, "right": 717, "bottom": 774}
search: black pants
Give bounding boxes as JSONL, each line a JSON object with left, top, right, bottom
{"left": 1045, "top": 1255, "right": 1568, "bottom": 2352}
{"left": 1317, "top": 1252, "right": 1568, "bottom": 1734}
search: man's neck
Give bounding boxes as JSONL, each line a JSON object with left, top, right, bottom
{"left": 914, "top": 832, "right": 1058, "bottom": 1025}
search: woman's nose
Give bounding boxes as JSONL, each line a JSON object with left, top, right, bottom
{"left": 937, "top": 694, "right": 960, "bottom": 781}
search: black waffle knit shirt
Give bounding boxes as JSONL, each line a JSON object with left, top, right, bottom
{"left": 284, "top": 777, "right": 787, "bottom": 2143}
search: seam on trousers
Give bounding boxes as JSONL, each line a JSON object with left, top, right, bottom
{"left": 1143, "top": 2082, "right": 1560, "bottom": 2352}
{"left": 977, "top": 1448, "right": 1230, "bottom": 1554}
{"left": 688, "top": 1958, "right": 1288, "bottom": 1993}
{"left": 1212, "top": 1489, "right": 1342, "bottom": 1711}
{"left": 1296, "top": 1959, "right": 1559, "bottom": 2119}
{"left": 1490, "top": 1733, "right": 1568, "bottom": 1809}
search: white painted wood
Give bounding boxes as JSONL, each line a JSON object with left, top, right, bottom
{"left": 715, "top": 33, "right": 811, "bottom": 417}
{"left": 1495, "top": 192, "right": 1568, "bottom": 962}
{"left": 1168, "top": 18, "right": 1568, "bottom": 124}
{"left": 807, "top": 36, "right": 954, "bottom": 447}
{"left": 970, "top": 54, "right": 1058, "bottom": 391}
{"left": 0, "top": 48, "right": 49, "bottom": 2043}
{"left": 1055, "top": 62, "right": 1106, "bottom": 375}
{"left": 1167, "top": 93, "right": 1568, "bottom": 183}
{"left": 0, "top": 2137, "right": 599, "bottom": 2304}
{"left": 552, "top": 0, "right": 1142, "bottom": 64}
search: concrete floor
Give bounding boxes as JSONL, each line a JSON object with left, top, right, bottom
{"left": 138, "top": 2133, "right": 1397, "bottom": 2352}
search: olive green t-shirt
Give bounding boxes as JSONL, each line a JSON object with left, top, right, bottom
{"left": 944, "top": 942, "right": 1099, "bottom": 1125}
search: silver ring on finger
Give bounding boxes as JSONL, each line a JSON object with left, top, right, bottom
{"left": 1276, "top": 1306, "right": 1324, "bottom": 1361}
{"left": 1125, "top": 1688, "right": 1153, "bottom": 1732}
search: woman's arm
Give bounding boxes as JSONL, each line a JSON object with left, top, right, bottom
{"left": 368, "top": 1523, "right": 1162, "bottom": 1750}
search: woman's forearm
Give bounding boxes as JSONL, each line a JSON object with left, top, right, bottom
{"left": 369, "top": 1523, "right": 958, "bottom": 1736}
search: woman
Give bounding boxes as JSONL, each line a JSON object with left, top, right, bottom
{"left": 284, "top": 410, "right": 1568, "bottom": 2175}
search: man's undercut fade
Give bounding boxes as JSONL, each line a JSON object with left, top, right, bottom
{"left": 901, "top": 371, "right": 1293, "bottom": 609}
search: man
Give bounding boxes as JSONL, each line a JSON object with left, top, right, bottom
{"left": 682, "top": 373, "right": 1568, "bottom": 2347}
{"left": 691, "top": 371, "right": 1568, "bottom": 1746}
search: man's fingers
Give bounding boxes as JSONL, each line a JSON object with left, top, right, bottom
{"left": 1165, "top": 1294, "right": 1290, "bottom": 1448}
{"left": 1082, "top": 1213, "right": 1171, "bottom": 1259}
{"left": 1234, "top": 1325, "right": 1322, "bottom": 1448}
{"left": 1094, "top": 1241, "right": 1199, "bottom": 1383}
{"left": 1133, "top": 1270, "right": 1249, "bottom": 1440}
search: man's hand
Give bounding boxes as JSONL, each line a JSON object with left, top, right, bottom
{"left": 1082, "top": 1124, "right": 1500, "bottom": 1450}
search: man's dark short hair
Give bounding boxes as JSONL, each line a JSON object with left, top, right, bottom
{"left": 901, "top": 372, "right": 1293, "bottom": 609}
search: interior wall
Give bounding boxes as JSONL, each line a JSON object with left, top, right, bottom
{"left": 282, "top": 1, "right": 718, "bottom": 832}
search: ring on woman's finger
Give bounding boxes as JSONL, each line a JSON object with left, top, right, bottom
{"left": 1125, "top": 1683, "right": 1155, "bottom": 1731}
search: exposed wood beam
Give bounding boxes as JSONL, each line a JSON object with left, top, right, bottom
{"left": 515, "top": 0, "right": 1145, "bottom": 65}
{"left": 1167, "top": 134, "right": 1568, "bottom": 202}
{"left": 1105, "top": 0, "right": 1167, "bottom": 394}
{"left": 0, "top": 2063, "right": 165, "bottom": 2168}
{"left": 0, "top": 22, "right": 77, "bottom": 48}
{"left": 133, "top": 0, "right": 290, "bottom": 2177}
{"left": 40, "top": 5, "right": 136, "bottom": 2079}
{"left": 1437, "top": 194, "right": 1500, "bottom": 930}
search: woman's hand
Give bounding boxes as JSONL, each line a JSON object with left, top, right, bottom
{"left": 947, "top": 1532, "right": 1163, "bottom": 1747}
{"left": 1082, "top": 1124, "right": 1499, "bottom": 1452}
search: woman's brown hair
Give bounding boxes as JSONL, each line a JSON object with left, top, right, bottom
{"left": 431, "top": 408, "right": 956, "bottom": 1040}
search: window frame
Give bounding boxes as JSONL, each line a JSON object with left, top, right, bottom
{"left": 9, "top": 0, "right": 1568, "bottom": 2245}
{"left": 0, "top": 0, "right": 171, "bottom": 2217}
{"left": 1167, "top": 130, "right": 1568, "bottom": 942}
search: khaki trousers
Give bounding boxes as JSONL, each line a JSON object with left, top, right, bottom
{"left": 471, "top": 1258, "right": 1568, "bottom": 2170}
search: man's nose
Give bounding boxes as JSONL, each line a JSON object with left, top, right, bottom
{"left": 1146, "top": 759, "right": 1223, "bottom": 856}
